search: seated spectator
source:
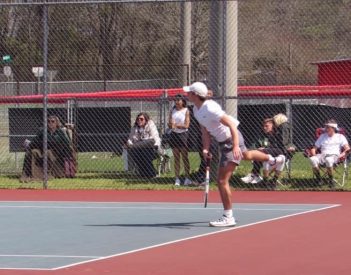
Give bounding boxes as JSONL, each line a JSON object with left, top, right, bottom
{"left": 125, "top": 112, "right": 161, "bottom": 178}
{"left": 168, "top": 94, "right": 191, "bottom": 186}
{"left": 309, "top": 119, "right": 350, "bottom": 186}
{"left": 241, "top": 114, "right": 294, "bottom": 185}
{"left": 20, "top": 115, "right": 72, "bottom": 182}
{"left": 262, "top": 113, "right": 295, "bottom": 183}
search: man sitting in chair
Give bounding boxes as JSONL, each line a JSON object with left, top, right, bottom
{"left": 242, "top": 114, "right": 295, "bottom": 186}
{"left": 309, "top": 119, "right": 350, "bottom": 186}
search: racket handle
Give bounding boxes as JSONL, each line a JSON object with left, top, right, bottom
{"left": 205, "top": 172, "right": 210, "bottom": 193}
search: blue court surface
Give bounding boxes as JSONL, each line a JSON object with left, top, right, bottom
{"left": 0, "top": 201, "right": 338, "bottom": 271}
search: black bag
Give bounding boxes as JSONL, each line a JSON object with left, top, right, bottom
{"left": 130, "top": 139, "right": 155, "bottom": 149}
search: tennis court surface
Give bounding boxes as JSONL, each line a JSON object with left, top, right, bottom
{"left": 0, "top": 190, "right": 350, "bottom": 275}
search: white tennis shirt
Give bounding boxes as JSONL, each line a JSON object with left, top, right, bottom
{"left": 315, "top": 133, "right": 348, "bottom": 155}
{"left": 193, "top": 100, "right": 239, "bottom": 143}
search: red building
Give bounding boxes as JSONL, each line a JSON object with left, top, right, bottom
{"left": 311, "top": 58, "right": 351, "bottom": 85}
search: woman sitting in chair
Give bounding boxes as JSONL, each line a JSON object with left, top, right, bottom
{"left": 125, "top": 112, "right": 161, "bottom": 178}
{"left": 20, "top": 115, "right": 72, "bottom": 182}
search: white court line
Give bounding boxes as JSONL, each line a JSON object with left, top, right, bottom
{"left": 0, "top": 200, "right": 337, "bottom": 206}
{"left": 0, "top": 267, "right": 56, "bottom": 271}
{"left": 0, "top": 254, "right": 100, "bottom": 259}
{"left": 51, "top": 204, "right": 340, "bottom": 271}
{"left": 0, "top": 203, "right": 340, "bottom": 271}
{"left": 0, "top": 205, "right": 330, "bottom": 211}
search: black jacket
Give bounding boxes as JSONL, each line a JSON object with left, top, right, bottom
{"left": 255, "top": 122, "right": 294, "bottom": 155}
{"left": 30, "top": 128, "right": 72, "bottom": 159}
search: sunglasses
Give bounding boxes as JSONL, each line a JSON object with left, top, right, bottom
{"left": 48, "top": 120, "right": 56, "bottom": 123}
{"left": 137, "top": 117, "right": 145, "bottom": 121}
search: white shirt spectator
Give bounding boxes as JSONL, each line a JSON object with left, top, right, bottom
{"left": 171, "top": 108, "right": 188, "bottom": 134}
{"left": 193, "top": 100, "right": 239, "bottom": 143}
{"left": 315, "top": 133, "right": 348, "bottom": 155}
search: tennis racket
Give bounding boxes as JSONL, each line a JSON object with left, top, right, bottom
{"left": 204, "top": 157, "right": 211, "bottom": 208}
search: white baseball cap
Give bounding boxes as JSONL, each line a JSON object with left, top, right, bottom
{"left": 183, "top": 82, "right": 208, "bottom": 98}
{"left": 325, "top": 122, "right": 338, "bottom": 129}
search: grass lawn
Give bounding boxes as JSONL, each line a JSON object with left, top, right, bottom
{"left": 0, "top": 152, "right": 349, "bottom": 191}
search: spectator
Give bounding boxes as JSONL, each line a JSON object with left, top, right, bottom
{"left": 20, "top": 115, "right": 72, "bottom": 182}
{"left": 241, "top": 114, "right": 294, "bottom": 185}
{"left": 241, "top": 118, "right": 279, "bottom": 184}
{"left": 309, "top": 119, "right": 350, "bottom": 186}
{"left": 168, "top": 94, "right": 191, "bottom": 186}
{"left": 126, "top": 112, "right": 161, "bottom": 178}
{"left": 262, "top": 113, "right": 295, "bottom": 184}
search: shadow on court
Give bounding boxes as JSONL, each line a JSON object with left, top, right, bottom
{"left": 85, "top": 221, "right": 209, "bottom": 230}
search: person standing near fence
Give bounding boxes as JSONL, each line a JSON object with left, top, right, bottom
{"left": 168, "top": 94, "right": 191, "bottom": 186}
{"left": 184, "top": 82, "right": 278, "bottom": 227}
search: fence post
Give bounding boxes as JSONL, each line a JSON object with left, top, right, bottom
{"left": 223, "top": 1, "right": 238, "bottom": 117}
{"left": 208, "top": 1, "right": 223, "bottom": 97}
{"left": 180, "top": 1, "right": 191, "bottom": 86}
{"left": 288, "top": 98, "right": 294, "bottom": 145}
{"left": 42, "top": 4, "right": 49, "bottom": 189}
{"left": 162, "top": 89, "right": 169, "bottom": 134}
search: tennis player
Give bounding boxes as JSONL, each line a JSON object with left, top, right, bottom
{"left": 184, "top": 82, "right": 276, "bottom": 227}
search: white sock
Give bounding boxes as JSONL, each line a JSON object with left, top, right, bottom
{"left": 276, "top": 156, "right": 284, "bottom": 163}
{"left": 223, "top": 209, "right": 233, "bottom": 218}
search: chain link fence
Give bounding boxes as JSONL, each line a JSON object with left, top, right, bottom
{"left": 0, "top": 0, "right": 350, "bottom": 190}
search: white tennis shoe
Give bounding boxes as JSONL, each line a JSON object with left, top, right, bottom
{"left": 251, "top": 174, "right": 263, "bottom": 184}
{"left": 174, "top": 178, "right": 181, "bottom": 186}
{"left": 241, "top": 173, "right": 254, "bottom": 183}
{"left": 209, "top": 215, "right": 236, "bottom": 227}
{"left": 241, "top": 173, "right": 263, "bottom": 184}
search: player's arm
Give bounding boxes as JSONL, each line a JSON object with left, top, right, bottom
{"left": 311, "top": 136, "right": 322, "bottom": 156}
{"left": 220, "top": 114, "right": 242, "bottom": 160}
